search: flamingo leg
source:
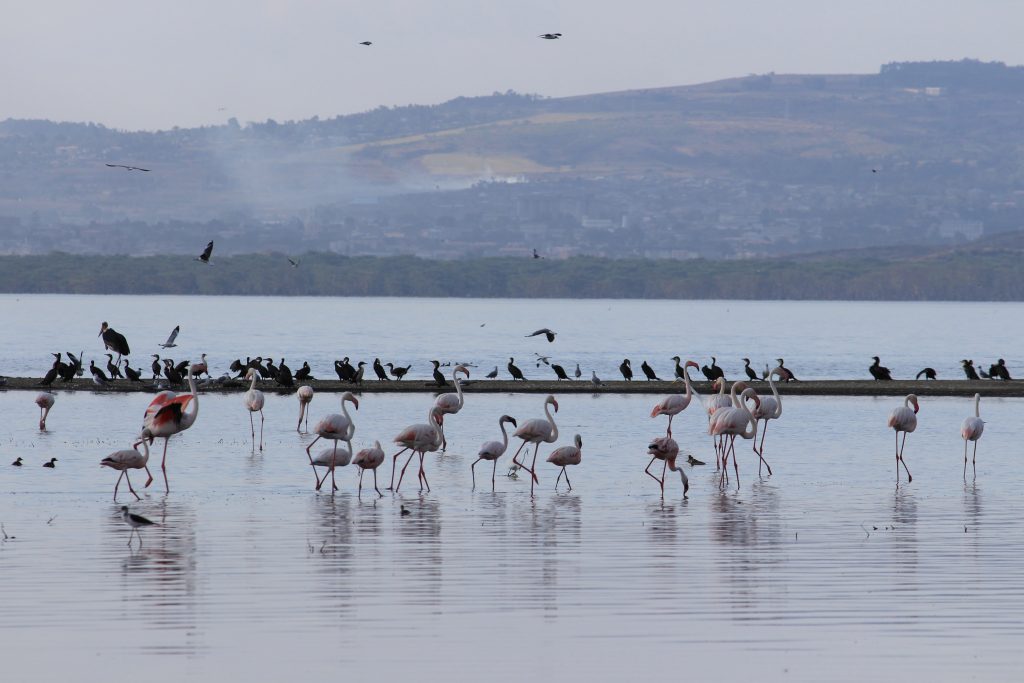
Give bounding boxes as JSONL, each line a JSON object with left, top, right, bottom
{"left": 666, "top": 414, "right": 674, "bottom": 438}
{"left": 963, "top": 440, "right": 968, "bottom": 479}
{"left": 440, "top": 424, "right": 447, "bottom": 453}
{"left": 308, "top": 436, "right": 323, "bottom": 489}
{"left": 358, "top": 468, "right": 364, "bottom": 495}
{"left": 330, "top": 441, "right": 339, "bottom": 493}
{"left": 644, "top": 455, "right": 664, "bottom": 492}
{"left": 972, "top": 441, "right": 978, "bottom": 477}
{"left": 259, "top": 410, "right": 265, "bottom": 451}
{"left": 249, "top": 411, "right": 255, "bottom": 442}
{"left": 555, "top": 467, "right": 564, "bottom": 490}
{"left": 510, "top": 441, "right": 528, "bottom": 475}
{"left": 113, "top": 471, "right": 124, "bottom": 500}
{"left": 161, "top": 438, "right": 170, "bottom": 494}
{"left": 471, "top": 457, "right": 481, "bottom": 488}
{"left": 757, "top": 421, "right": 773, "bottom": 476}
{"left": 144, "top": 466, "right": 154, "bottom": 488}
{"left": 418, "top": 452, "right": 431, "bottom": 492}
{"left": 388, "top": 447, "right": 409, "bottom": 490}
{"left": 564, "top": 468, "right": 572, "bottom": 491}
{"left": 124, "top": 471, "right": 140, "bottom": 500}
{"left": 731, "top": 436, "right": 740, "bottom": 489}
{"left": 529, "top": 443, "right": 542, "bottom": 494}
{"left": 898, "top": 432, "right": 912, "bottom": 482}
{"left": 492, "top": 459, "right": 497, "bottom": 490}
{"left": 373, "top": 468, "right": 382, "bottom": 497}
{"left": 395, "top": 451, "right": 417, "bottom": 492}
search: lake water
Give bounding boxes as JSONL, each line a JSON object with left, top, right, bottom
{"left": 1, "top": 296, "right": 1023, "bottom": 680}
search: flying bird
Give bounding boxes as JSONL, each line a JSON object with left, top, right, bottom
{"left": 196, "top": 241, "right": 214, "bottom": 265}
{"left": 539, "top": 33, "right": 562, "bottom": 39}
{"left": 159, "top": 325, "right": 180, "bottom": 349}
{"left": 526, "top": 328, "right": 557, "bottom": 343}
{"left": 358, "top": 41, "right": 372, "bottom": 46}
{"left": 105, "top": 163, "right": 150, "bottom": 172}
{"left": 288, "top": 258, "right": 300, "bottom": 268}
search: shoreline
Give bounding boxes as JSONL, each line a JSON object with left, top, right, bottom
{"left": 5, "top": 377, "right": 1018, "bottom": 397}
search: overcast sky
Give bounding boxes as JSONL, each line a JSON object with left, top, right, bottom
{"left": 1, "top": 1, "right": 1021, "bottom": 131}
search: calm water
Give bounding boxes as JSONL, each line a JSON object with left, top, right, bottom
{"left": 2, "top": 294, "right": 1022, "bottom": 380}
{"left": 1, "top": 296, "right": 1023, "bottom": 680}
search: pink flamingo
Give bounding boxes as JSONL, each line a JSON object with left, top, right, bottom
{"left": 887, "top": 394, "right": 919, "bottom": 483}
{"left": 961, "top": 393, "right": 984, "bottom": 478}
{"left": 244, "top": 368, "right": 265, "bottom": 451}
{"left": 645, "top": 436, "right": 689, "bottom": 497}
{"left": 142, "top": 371, "right": 200, "bottom": 493}
{"left": 472, "top": 414, "right": 517, "bottom": 490}
{"left": 391, "top": 405, "right": 444, "bottom": 492}
{"left": 750, "top": 371, "right": 782, "bottom": 475}
{"left": 709, "top": 386, "right": 760, "bottom": 489}
{"left": 510, "top": 395, "right": 559, "bottom": 495}
{"left": 706, "top": 377, "right": 733, "bottom": 467}
{"left": 310, "top": 442, "right": 352, "bottom": 492}
{"left": 352, "top": 440, "right": 386, "bottom": 497}
{"left": 296, "top": 385, "right": 314, "bottom": 432}
{"left": 651, "top": 360, "right": 700, "bottom": 436}
{"left": 434, "top": 364, "right": 469, "bottom": 451}
{"left": 101, "top": 429, "right": 154, "bottom": 500}
{"left": 547, "top": 434, "right": 582, "bottom": 491}
{"left": 35, "top": 392, "right": 55, "bottom": 430}
{"left": 307, "top": 392, "right": 359, "bottom": 492}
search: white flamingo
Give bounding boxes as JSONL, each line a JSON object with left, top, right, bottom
{"left": 706, "top": 377, "right": 733, "bottom": 467}
{"left": 472, "top": 414, "right": 517, "bottom": 490}
{"left": 710, "top": 386, "right": 760, "bottom": 489}
{"left": 100, "top": 429, "right": 154, "bottom": 501}
{"left": 35, "top": 392, "right": 55, "bottom": 430}
{"left": 434, "top": 364, "right": 469, "bottom": 450}
{"left": 650, "top": 360, "right": 700, "bottom": 437}
{"left": 391, "top": 405, "right": 444, "bottom": 492}
{"left": 887, "top": 394, "right": 919, "bottom": 483}
{"left": 244, "top": 368, "right": 266, "bottom": 451}
{"left": 645, "top": 436, "right": 689, "bottom": 497}
{"left": 750, "top": 370, "right": 783, "bottom": 475}
{"left": 547, "top": 434, "right": 583, "bottom": 491}
{"left": 310, "top": 441, "right": 353, "bottom": 492}
{"left": 961, "top": 393, "right": 984, "bottom": 478}
{"left": 509, "top": 395, "right": 559, "bottom": 495}
{"left": 142, "top": 370, "right": 200, "bottom": 493}
{"left": 352, "top": 440, "right": 386, "bottom": 497}
{"left": 307, "top": 392, "right": 359, "bottom": 492}
{"left": 296, "top": 385, "right": 314, "bottom": 432}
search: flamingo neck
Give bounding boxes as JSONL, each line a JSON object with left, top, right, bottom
{"left": 974, "top": 395, "right": 981, "bottom": 418}
{"left": 341, "top": 398, "right": 355, "bottom": 440}
{"left": 248, "top": 372, "right": 258, "bottom": 392}
{"left": 184, "top": 373, "right": 199, "bottom": 422}
{"left": 137, "top": 437, "right": 150, "bottom": 464}
{"left": 499, "top": 419, "right": 510, "bottom": 448}
{"left": 544, "top": 401, "right": 559, "bottom": 442}
{"left": 451, "top": 369, "right": 465, "bottom": 408}
{"left": 769, "top": 374, "right": 782, "bottom": 418}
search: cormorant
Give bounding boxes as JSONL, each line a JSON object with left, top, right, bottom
{"left": 552, "top": 364, "right": 570, "bottom": 380}
{"left": 373, "top": 358, "right": 390, "bottom": 381}
{"left": 672, "top": 356, "right": 685, "bottom": 379}
{"left": 508, "top": 358, "right": 525, "bottom": 381}
{"left": 869, "top": 356, "right": 892, "bottom": 381}
{"left": 775, "top": 358, "right": 798, "bottom": 382}
{"left": 743, "top": 358, "right": 759, "bottom": 382}
{"left": 276, "top": 359, "right": 294, "bottom": 387}
{"left": 619, "top": 359, "right": 633, "bottom": 382}
{"left": 106, "top": 354, "right": 124, "bottom": 379}
{"left": 151, "top": 354, "right": 162, "bottom": 379}
{"left": 990, "top": 359, "right": 1012, "bottom": 380}
{"left": 124, "top": 363, "right": 142, "bottom": 382}
{"left": 640, "top": 361, "right": 660, "bottom": 381}
{"left": 701, "top": 358, "right": 724, "bottom": 381}
{"left": 386, "top": 363, "right": 411, "bottom": 380}
{"left": 90, "top": 360, "right": 110, "bottom": 385}
{"left": 915, "top": 368, "right": 937, "bottom": 380}
{"left": 962, "top": 359, "right": 981, "bottom": 380}
{"left": 432, "top": 360, "right": 448, "bottom": 387}
{"left": 295, "top": 362, "right": 312, "bottom": 381}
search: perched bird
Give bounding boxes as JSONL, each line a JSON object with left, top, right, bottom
{"left": 106, "top": 163, "right": 150, "bottom": 172}
{"left": 473, "top": 415, "right": 518, "bottom": 490}
{"left": 40, "top": 353, "right": 61, "bottom": 387}
{"left": 870, "top": 356, "right": 893, "bottom": 381}
{"left": 989, "top": 359, "right": 1012, "bottom": 381}
{"left": 275, "top": 358, "right": 294, "bottom": 387}
{"left": 526, "top": 328, "right": 557, "bottom": 343}
{"left": 373, "top": 358, "right": 390, "bottom": 381}
{"left": 701, "top": 358, "right": 725, "bottom": 382}
{"left": 619, "top": 359, "right": 633, "bottom": 382}
{"left": 552, "top": 363, "right": 570, "bottom": 380}
{"left": 916, "top": 368, "right": 937, "bottom": 380}
{"left": 961, "top": 393, "right": 985, "bottom": 478}
{"left": 124, "top": 363, "right": 142, "bottom": 382}
{"left": 35, "top": 392, "right": 55, "bottom": 430}
{"left": 386, "top": 362, "right": 410, "bottom": 380}
{"left": 574, "top": 363, "right": 582, "bottom": 379}
{"left": 645, "top": 436, "right": 689, "bottom": 497}
{"left": 294, "top": 362, "right": 312, "bottom": 381}
{"left": 296, "top": 385, "right": 314, "bottom": 432}
{"left": 101, "top": 431, "right": 154, "bottom": 501}
{"left": 43, "top": 457, "right": 57, "bottom": 468}
{"left": 485, "top": 366, "right": 499, "bottom": 379}
{"left": 962, "top": 360, "right": 981, "bottom": 380}
{"left": 159, "top": 325, "right": 180, "bottom": 348}
{"left": 99, "top": 322, "right": 130, "bottom": 361}
{"left": 548, "top": 434, "right": 583, "bottom": 491}
{"left": 671, "top": 356, "right": 686, "bottom": 380}
{"left": 195, "top": 240, "right": 214, "bottom": 265}
{"left": 120, "top": 506, "right": 155, "bottom": 547}
{"left": 591, "top": 371, "right": 604, "bottom": 387}
{"left": 352, "top": 441, "right": 386, "bottom": 497}
{"left": 508, "top": 358, "right": 525, "bottom": 381}
{"left": 151, "top": 354, "right": 162, "bottom": 379}
{"left": 773, "top": 359, "right": 798, "bottom": 382}
{"left": 11, "top": 457, "right": 23, "bottom": 466}
{"left": 640, "top": 361, "right": 660, "bottom": 381}
{"left": 90, "top": 360, "right": 111, "bottom": 386}
{"left": 887, "top": 394, "right": 919, "bottom": 483}
{"left": 105, "top": 354, "right": 123, "bottom": 379}
{"left": 539, "top": 32, "right": 562, "bottom": 39}
{"left": 743, "top": 358, "right": 759, "bottom": 382}
{"left": 431, "top": 360, "right": 448, "bottom": 387}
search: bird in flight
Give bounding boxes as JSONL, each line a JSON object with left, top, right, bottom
{"left": 532, "top": 249, "right": 544, "bottom": 259}
{"left": 359, "top": 41, "right": 372, "bottom": 46}
{"left": 288, "top": 258, "right": 300, "bottom": 268}
{"left": 526, "top": 328, "right": 557, "bottom": 343}
{"left": 196, "top": 241, "right": 214, "bottom": 265}
{"left": 539, "top": 33, "right": 562, "bottom": 40}
{"left": 159, "top": 325, "right": 180, "bottom": 349}
{"left": 105, "top": 163, "right": 150, "bottom": 172}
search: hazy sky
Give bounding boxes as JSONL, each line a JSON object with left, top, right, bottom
{"left": 2, "top": 0, "right": 1021, "bottom": 131}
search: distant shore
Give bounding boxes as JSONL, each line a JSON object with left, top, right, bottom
{"left": 6, "top": 377, "right": 1018, "bottom": 397}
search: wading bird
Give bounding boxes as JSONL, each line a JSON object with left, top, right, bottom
{"left": 961, "top": 393, "right": 984, "bottom": 478}
{"left": 391, "top": 406, "right": 444, "bottom": 493}
{"left": 296, "top": 385, "right": 314, "bottom": 432}
{"left": 101, "top": 430, "right": 153, "bottom": 501}
{"left": 34, "top": 392, "right": 55, "bottom": 430}
{"left": 352, "top": 441, "right": 386, "bottom": 497}
{"left": 309, "top": 442, "right": 352, "bottom": 492}
{"left": 710, "top": 386, "right": 760, "bottom": 489}
{"left": 244, "top": 369, "right": 265, "bottom": 451}
{"left": 750, "top": 371, "right": 783, "bottom": 475}
{"left": 644, "top": 436, "right": 689, "bottom": 497}
{"left": 509, "top": 395, "right": 559, "bottom": 494}
{"left": 887, "top": 394, "right": 919, "bottom": 483}
{"left": 548, "top": 434, "right": 582, "bottom": 491}
{"left": 472, "top": 415, "right": 517, "bottom": 490}
{"left": 651, "top": 360, "right": 699, "bottom": 437}
{"left": 434, "top": 365, "right": 469, "bottom": 450}
{"left": 120, "top": 506, "right": 155, "bottom": 546}
{"left": 142, "top": 370, "right": 200, "bottom": 493}
{"left": 307, "top": 392, "right": 359, "bottom": 492}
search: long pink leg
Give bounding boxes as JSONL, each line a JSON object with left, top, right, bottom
{"left": 373, "top": 468, "right": 382, "bottom": 497}
{"left": 389, "top": 448, "right": 409, "bottom": 489}
{"left": 564, "top": 469, "right": 572, "bottom": 491}
{"left": 144, "top": 465, "right": 154, "bottom": 488}
{"left": 972, "top": 441, "right": 978, "bottom": 477}
{"left": 554, "top": 467, "right": 564, "bottom": 490}
{"left": 510, "top": 441, "right": 528, "bottom": 473}
{"left": 529, "top": 444, "right": 542, "bottom": 494}
{"left": 161, "top": 438, "right": 170, "bottom": 494}
{"left": 963, "top": 440, "right": 968, "bottom": 479}
{"left": 667, "top": 414, "right": 674, "bottom": 437}
{"left": 113, "top": 471, "right": 124, "bottom": 500}
{"left": 756, "top": 421, "right": 772, "bottom": 476}
{"left": 644, "top": 455, "right": 664, "bottom": 492}
{"left": 259, "top": 410, "right": 265, "bottom": 451}
{"left": 395, "top": 451, "right": 417, "bottom": 492}
{"left": 124, "top": 471, "right": 140, "bottom": 500}
{"left": 357, "top": 468, "right": 364, "bottom": 495}
{"left": 898, "top": 433, "right": 912, "bottom": 482}
{"left": 418, "top": 452, "right": 431, "bottom": 492}
{"left": 471, "top": 457, "right": 481, "bottom": 488}
{"left": 730, "top": 436, "right": 740, "bottom": 489}
{"left": 330, "top": 441, "right": 339, "bottom": 493}
{"left": 492, "top": 460, "right": 497, "bottom": 490}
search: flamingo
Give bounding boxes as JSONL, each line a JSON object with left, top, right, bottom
{"left": 709, "top": 386, "right": 760, "bottom": 489}
{"left": 887, "top": 394, "right": 919, "bottom": 484}
{"left": 296, "top": 385, "right": 314, "bottom": 432}
{"left": 434, "top": 364, "right": 469, "bottom": 451}
{"left": 472, "top": 415, "right": 518, "bottom": 490}
{"left": 391, "top": 405, "right": 444, "bottom": 492}
{"left": 100, "top": 429, "right": 154, "bottom": 500}
{"left": 547, "top": 434, "right": 582, "bottom": 491}
{"left": 650, "top": 360, "right": 699, "bottom": 436}
{"left": 244, "top": 368, "right": 265, "bottom": 451}
{"left": 34, "top": 392, "right": 55, "bottom": 430}
{"left": 644, "top": 436, "right": 689, "bottom": 497}
{"left": 750, "top": 371, "right": 783, "bottom": 475}
{"left": 307, "top": 392, "right": 359, "bottom": 492}
{"left": 142, "top": 369, "right": 200, "bottom": 493}
{"left": 509, "top": 395, "right": 559, "bottom": 494}
{"left": 309, "top": 442, "right": 352, "bottom": 492}
{"left": 706, "top": 377, "right": 736, "bottom": 468}
{"left": 961, "top": 393, "right": 984, "bottom": 478}
{"left": 352, "top": 441, "right": 386, "bottom": 497}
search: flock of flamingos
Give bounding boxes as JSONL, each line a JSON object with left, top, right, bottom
{"left": 26, "top": 357, "right": 988, "bottom": 503}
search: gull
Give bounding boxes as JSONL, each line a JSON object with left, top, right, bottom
{"left": 359, "top": 41, "right": 372, "bottom": 46}
{"left": 105, "top": 163, "right": 150, "bottom": 172}
{"left": 539, "top": 33, "right": 562, "bottom": 40}
{"left": 526, "top": 328, "right": 557, "bottom": 343}
{"left": 120, "top": 506, "right": 156, "bottom": 547}
{"left": 534, "top": 354, "right": 551, "bottom": 367}
{"left": 195, "top": 241, "right": 214, "bottom": 265}
{"left": 591, "top": 371, "right": 604, "bottom": 387}
{"left": 574, "top": 363, "right": 582, "bottom": 379}
{"left": 159, "top": 325, "right": 180, "bottom": 349}
{"left": 486, "top": 366, "right": 498, "bottom": 379}
{"left": 288, "top": 258, "right": 300, "bottom": 268}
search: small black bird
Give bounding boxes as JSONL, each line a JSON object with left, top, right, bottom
{"left": 671, "top": 356, "right": 685, "bottom": 379}
{"left": 12, "top": 457, "right": 23, "bottom": 466}
{"left": 526, "top": 328, "right": 557, "bottom": 343}
{"left": 485, "top": 366, "right": 499, "bottom": 379}
{"left": 124, "top": 363, "right": 142, "bottom": 382}
{"left": 99, "top": 322, "right": 130, "bottom": 361}
{"left": 105, "top": 163, "right": 150, "bottom": 172}
{"left": 276, "top": 359, "right": 294, "bottom": 387}
{"left": 43, "top": 457, "right": 57, "bottom": 468}
{"left": 962, "top": 359, "right": 981, "bottom": 381}
{"left": 196, "top": 240, "right": 214, "bottom": 265}
{"left": 353, "top": 361, "right": 366, "bottom": 385}
{"left": 288, "top": 258, "right": 300, "bottom": 268}
{"left": 915, "top": 368, "right": 937, "bottom": 380}
{"left": 701, "top": 358, "right": 724, "bottom": 382}
{"left": 163, "top": 359, "right": 182, "bottom": 385}
{"left": 990, "top": 359, "right": 1012, "bottom": 381}
{"left": 41, "top": 354, "right": 61, "bottom": 386}
{"left": 121, "top": 506, "right": 155, "bottom": 546}
{"left": 552, "top": 364, "right": 570, "bottom": 380}
{"left": 539, "top": 32, "right": 562, "bottom": 39}
{"left": 106, "top": 354, "right": 124, "bottom": 379}
{"left": 508, "top": 357, "right": 525, "bottom": 381}
{"left": 400, "top": 505, "right": 411, "bottom": 516}
{"left": 263, "top": 358, "right": 278, "bottom": 378}
{"left": 386, "top": 363, "right": 410, "bottom": 380}
{"left": 640, "top": 361, "right": 660, "bottom": 381}
{"left": 151, "top": 354, "right": 162, "bottom": 379}
{"left": 532, "top": 248, "right": 544, "bottom": 259}
{"left": 869, "top": 356, "right": 892, "bottom": 381}
{"left": 687, "top": 455, "right": 705, "bottom": 466}
{"left": 174, "top": 359, "right": 190, "bottom": 377}
{"left": 743, "top": 358, "right": 759, "bottom": 382}
{"left": 359, "top": 40, "right": 373, "bottom": 46}
{"left": 774, "top": 358, "right": 797, "bottom": 382}
{"left": 431, "top": 360, "right": 448, "bottom": 387}
{"left": 90, "top": 360, "right": 110, "bottom": 385}
{"left": 295, "top": 362, "right": 312, "bottom": 381}
{"left": 619, "top": 359, "right": 633, "bottom": 382}
{"left": 373, "top": 358, "right": 390, "bottom": 381}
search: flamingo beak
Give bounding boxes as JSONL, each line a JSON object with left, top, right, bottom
{"left": 686, "top": 361, "right": 699, "bottom": 369}
{"left": 553, "top": 399, "right": 559, "bottom": 412}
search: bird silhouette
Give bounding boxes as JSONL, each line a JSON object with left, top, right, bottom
{"left": 539, "top": 33, "right": 562, "bottom": 39}
{"left": 105, "top": 163, "right": 150, "bottom": 172}
{"left": 526, "top": 328, "right": 556, "bottom": 343}
{"left": 196, "top": 241, "right": 214, "bottom": 265}
{"left": 159, "top": 325, "right": 180, "bottom": 348}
